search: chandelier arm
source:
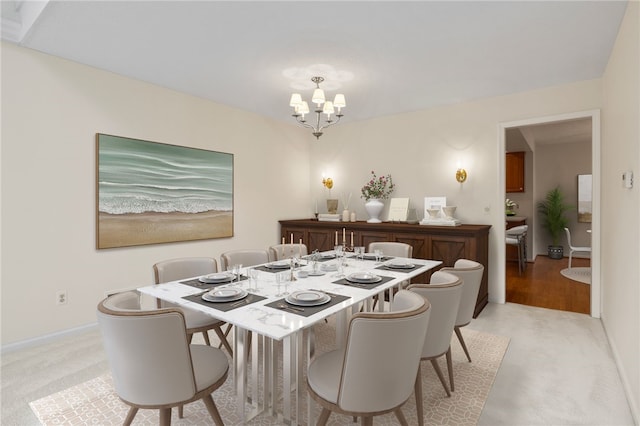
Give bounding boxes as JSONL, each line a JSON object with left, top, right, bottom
{"left": 318, "top": 114, "right": 343, "bottom": 132}
{"left": 294, "top": 115, "right": 319, "bottom": 131}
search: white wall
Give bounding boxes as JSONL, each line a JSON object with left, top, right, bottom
{"left": 601, "top": 2, "right": 640, "bottom": 421}
{"left": 1, "top": 42, "right": 311, "bottom": 344}
{"left": 309, "top": 80, "right": 602, "bottom": 307}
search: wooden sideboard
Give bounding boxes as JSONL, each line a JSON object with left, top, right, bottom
{"left": 279, "top": 219, "right": 491, "bottom": 317}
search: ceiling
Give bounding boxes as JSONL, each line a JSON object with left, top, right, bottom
{"left": 1, "top": 1, "right": 628, "bottom": 126}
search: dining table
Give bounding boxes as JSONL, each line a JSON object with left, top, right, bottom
{"left": 137, "top": 251, "right": 441, "bottom": 425}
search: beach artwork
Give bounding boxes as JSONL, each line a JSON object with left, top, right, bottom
{"left": 96, "top": 134, "right": 233, "bottom": 249}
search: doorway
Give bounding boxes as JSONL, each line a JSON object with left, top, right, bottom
{"left": 498, "top": 110, "right": 600, "bottom": 318}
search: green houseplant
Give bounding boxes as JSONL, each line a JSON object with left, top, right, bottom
{"left": 537, "top": 186, "right": 572, "bottom": 259}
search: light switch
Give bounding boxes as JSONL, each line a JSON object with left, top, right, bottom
{"left": 623, "top": 171, "right": 634, "bottom": 188}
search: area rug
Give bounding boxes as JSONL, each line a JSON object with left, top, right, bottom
{"left": 560, "top": 267, "right": 591, "bottom": 284}
{"left": 30, "top": 321, "right": 509, "bottom": 425}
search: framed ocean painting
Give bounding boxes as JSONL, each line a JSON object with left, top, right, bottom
{"left": 96, "top": 134, "right": 233, "bottom": 249}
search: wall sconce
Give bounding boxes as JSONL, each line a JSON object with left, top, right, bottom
{"left": 322, "top": 176, "right": 333, "bottom": 189}
{"left": 456, "top": 168, "right": 467, "bottom": 183}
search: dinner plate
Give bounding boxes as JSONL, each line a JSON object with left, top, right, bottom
{"left": 202, "top": 288, "right": 248, "bottom": 303}
{"left": 321, "top": 253, "right": 336, "bottom": 259}
{"left": 265, "top": 261, "right": 291, "bottom": 269}
{"left": 308, "top": 270, "right": 326, "bottom": 276}
{"left": 385, "top": 261, "right": 416, "bottom": 269}
{"left": 321, "top": 263, "right": 338, "bottom": 272}
{"left": 286, "top": 290, "right": 331, "bottom": 307}
{"left": 199, "top": 272, "right": 235, "bottom": 283}
{"left": 362, "top": 253, "right": 378, "bottom": 260}
{"left": 346, "top": 272, "right": 382, "bottom": 284}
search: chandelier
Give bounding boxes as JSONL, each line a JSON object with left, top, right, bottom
{"left": 289, "top": 76, "right": 346, "bottom": 139}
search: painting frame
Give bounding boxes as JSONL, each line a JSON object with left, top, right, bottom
{"left": 577, "top": 174, "right": 592, "bottom": 223}
{"left": 96, "top": 134, "right": 234, "bottom": 249}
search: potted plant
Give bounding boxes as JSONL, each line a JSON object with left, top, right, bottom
{"left": 360, "top": 171, "right": 395, "bottom": 223}
{"left": 537, "top": 186, "right": 572, "bottom": 259}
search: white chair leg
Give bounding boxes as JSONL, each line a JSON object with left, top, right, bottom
{"left": 568, "top": 251, "right": 573, "bottom": 269}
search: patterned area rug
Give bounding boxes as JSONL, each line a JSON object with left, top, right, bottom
{"left": 30, "top": 320, "right": 509, "bottom": 425}
{"left": 560, "top": 267, "right": 591, "bottom": 284}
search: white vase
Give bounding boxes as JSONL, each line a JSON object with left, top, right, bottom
{"left": 365, "top": 199, "right": 384, "bottom": 223}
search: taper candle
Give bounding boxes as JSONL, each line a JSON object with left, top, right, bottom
{"left": 282, "top": 236, "right": 285, "bottom": 244}
{"left": 342, "top": 228, "right": 346, "bottom": 244}
{"left": 335, "top": 231, "right": 338, "bottom": 245}
{"left": 290, "top": 233, "right": 294, "bottom": 244}
{"left": 351, "top": 232, "right": 354, "bottom": 247}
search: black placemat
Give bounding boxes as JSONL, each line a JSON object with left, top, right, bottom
{"left": 255, "top": 265, "right": 291, "bottom": 273}
{"left": 361, "top": 255, "right": 395, "bottom": 262}
{"left": 303, "top": 254, "right": 337, "bottom": 263}
{"left": 375, "top": 264, "right": 421, "bottom": 273}
{"left": 182, "top": 292, "right": 266, "bottom": 312}
{"left": 264, "top": 291, "right": 349, "bottom": 317}
{"left": 332, "top": 274, "right": 395, "bottom": 289}
{"left": 180, "top": 275, "right": 248, "bottom": 290}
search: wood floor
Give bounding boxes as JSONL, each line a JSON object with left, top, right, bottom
{"left": 506, "top": 255, "right": 591, "bottom": 314}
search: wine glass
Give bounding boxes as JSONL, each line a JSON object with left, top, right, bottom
{"left": 276, "top": 271, "right": 289, "bottom": 296}
{"left": 249, "top": 268, "right": 260, "bottom": 293}
{"left": 230, "top": 264, "right": 243, "bottom": 286}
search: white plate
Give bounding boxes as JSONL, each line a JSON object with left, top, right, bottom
{"left": 362, "top": 253, "right": 378, "bottom": 260}
{"left": 286, "top": 291, "right": 331, "bottom": 306}
{"left": 321, "top": 253, "right": 336, "bottom": 259}
{"left": 321, "top": 263, "right": 338, "bottom": 272}
{"left": 308, "top": 271, "right": 326, "bottom": 276}
{"left": 199, "top": 272, "right": 235, "bottom": 283}
{"left": 385, "top": 261, "right": 415, "bottom": 269}
{"left": 346, "top": 272, "right": 382, "bottom": 284}
{"left": 265, "top": 261, "right": 290, "bottom": 269}
{"left": 202, "top": 288, "right": 248, "bottom": 303}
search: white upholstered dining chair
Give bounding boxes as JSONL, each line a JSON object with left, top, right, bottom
{"left": 220, "top": 249, "right": 269, "bottom": 271}
{"left": 268, "top": 243, "right": 308, "bottom": 260}
{"left": 97, "top": 291, "right": 229, "bottom": 426}
{"left": 306, "top": 290, "right": 430, "bottom": 426}
{"left": 440, "top": 259, "right": 484, "bottom": 364}
{"left": 153, "top": 257, "right": 233, "bottom": 355}
{"left": 367, "top": 241, "right": 413, "bottom": 258}
{"left": 368, "top": 241, "right": 414, "bottom": 294}
{"left": 408, "top": 271, "right": 463, "bottom": 426}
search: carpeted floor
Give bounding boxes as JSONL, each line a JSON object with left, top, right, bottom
{"left": 30, "top": 319, "right": 509, "bottom": 425}
{"left": 560, "top": 267, "right": 591, "bottom": 284}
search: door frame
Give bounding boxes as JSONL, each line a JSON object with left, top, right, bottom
{"left": 498, "top": 109, "right": 601, "bottom": 318}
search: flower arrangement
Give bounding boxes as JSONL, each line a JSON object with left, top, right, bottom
{"left": 361, "top": 171, "right": 395, "bottom": 201}
{"left": 505, "top": 198, "right": 518, "bottom": 215}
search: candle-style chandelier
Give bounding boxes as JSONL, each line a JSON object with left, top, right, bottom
{"left": 289, "top": 76, "right": 346, "bottom": 139}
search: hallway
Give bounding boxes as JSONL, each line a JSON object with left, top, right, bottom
{"left": 506, "top": 255, "right": 590, "bottom": 314}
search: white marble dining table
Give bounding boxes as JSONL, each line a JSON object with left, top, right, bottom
{"left": 137, "top": 253, "right": 441, "bottom": 425}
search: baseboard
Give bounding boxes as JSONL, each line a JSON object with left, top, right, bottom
{"left": 1, "top": 322, "right": 98, "bottom": 354}
{"left": 601, "top": 314, "right": 640, "bottom": 425}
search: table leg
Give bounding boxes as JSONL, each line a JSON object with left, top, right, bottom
{"left": 234, "top": 327, "right": 248, "bottom": 423}
{"left": 283, "top": 335, "right": 293, "bottom": 424}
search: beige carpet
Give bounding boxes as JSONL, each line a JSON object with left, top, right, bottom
{"left": 560, "top": 267, "right": 591, "bottom": 284}
{"left": 30, "top": 320, "right": 509, "bottom": 425}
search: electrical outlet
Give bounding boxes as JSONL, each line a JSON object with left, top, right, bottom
{"left": 56, "top": 291, "right": 67, "bottom": 305}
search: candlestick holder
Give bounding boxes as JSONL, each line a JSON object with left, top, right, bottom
{"left": 289, "top": 257, "right": 298, "bottom": 281}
